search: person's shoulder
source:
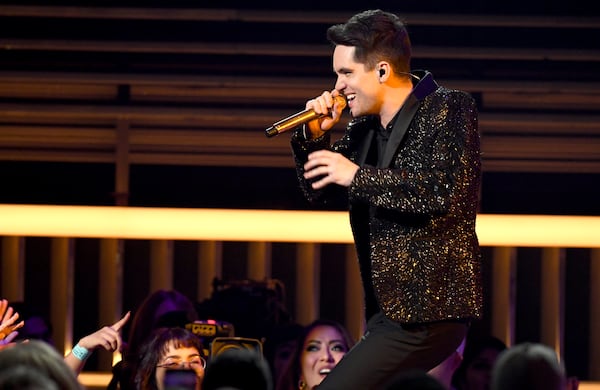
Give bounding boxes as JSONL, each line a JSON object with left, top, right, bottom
{"left": 426, "top": 87, "right": 475, "bottom": 107}
{"left": 432, "top": 87, "right": 472, "bottom": 99}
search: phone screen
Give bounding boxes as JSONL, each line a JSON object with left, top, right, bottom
{"left": 163, "top": 369, "right": 198, "bottom": 390}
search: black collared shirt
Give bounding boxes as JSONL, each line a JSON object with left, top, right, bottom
{"left": 375, "top": 109, "right": 402, "bottom": 167}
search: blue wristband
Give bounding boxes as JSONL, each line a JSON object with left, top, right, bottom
{"left": 71, "top": 344, "right": 90, "bottom": 360}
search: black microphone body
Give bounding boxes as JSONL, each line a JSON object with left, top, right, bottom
{"left": 265, "top": 95, "right": 346, "bottom": 138}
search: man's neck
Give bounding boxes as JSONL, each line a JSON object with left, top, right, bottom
{"left": 380, "top": 84, "right": 413, "bottom": 128}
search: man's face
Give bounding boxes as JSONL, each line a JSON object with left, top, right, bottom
{"left": 333, "top": 45, "right": 382, "bottom": 118}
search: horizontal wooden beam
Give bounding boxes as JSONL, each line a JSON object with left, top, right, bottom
{"left": 1, "top": 70, "right": 599, "bottom": 93}
{"left": 1, "top": 6, "right": 598, "bottom": 29}
{"left": 1, "top": 106, "right": 598, "bottom": 172}
{"left": 2, "top": 39, "right": 599, "bottom": 62}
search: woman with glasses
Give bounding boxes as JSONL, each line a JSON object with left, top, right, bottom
{"left": 109, "top": 289, "right": 199, "bottom": 390}
{"left": 135, "top": 327, "right": 206, "bottom": 390}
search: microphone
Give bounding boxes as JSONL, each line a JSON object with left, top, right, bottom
{"left": 265, "top": 95, "right": 347, "bottom": 138}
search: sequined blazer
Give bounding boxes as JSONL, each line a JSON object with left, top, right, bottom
{"left": 290, "top": 74, "right": 483, "bottom": 324}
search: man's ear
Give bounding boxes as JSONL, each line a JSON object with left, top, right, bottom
{"left": 377, "top": 62, "right": 390, "bottom": 81}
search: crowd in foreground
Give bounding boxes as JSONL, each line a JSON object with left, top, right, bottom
{"left": 0, "top": 293, "right": 579, "bottom": 390}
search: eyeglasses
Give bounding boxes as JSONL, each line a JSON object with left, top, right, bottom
{"left": 156, "top": 357, "right": 206, "bottom": 370}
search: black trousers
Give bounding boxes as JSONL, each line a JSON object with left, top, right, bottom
{"left": 317, "top": 312, "right": 469, "bottom": 390}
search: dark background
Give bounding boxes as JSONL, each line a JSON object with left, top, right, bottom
{"left": 0, "top": 162, "right": 598, "bottom": 214}
{"left": 0, "top": 0, "right": 599, "bottom": 380}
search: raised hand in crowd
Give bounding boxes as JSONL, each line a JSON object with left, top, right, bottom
{"left": 0, "top": 299, "right": 24, "bottom": 348}
{"left": 64, "top": 311, "right": 131, "bottom": 374}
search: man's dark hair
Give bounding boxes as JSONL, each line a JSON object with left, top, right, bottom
{"left": 326, "top": 9, "right": 411, "bottom": 73}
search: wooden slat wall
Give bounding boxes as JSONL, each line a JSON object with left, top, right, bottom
{"left": 0, "top": 8, "right": 599, "bottom": 173}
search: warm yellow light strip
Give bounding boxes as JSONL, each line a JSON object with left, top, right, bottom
{"left": 476, "top": 214, "right": 600, "bottom": 248}
{"left": 0, "top": 204, "right": 598, "bottom": 247}
{"left": 0, "top": 204, "right": 352, "bottom": 243}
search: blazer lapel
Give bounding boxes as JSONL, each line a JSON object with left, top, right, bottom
{"left": 379, "top": 71, "right": 439, "bottom": 168}
{"left": 356, "top": 128, "right": 375, "bottom": 166}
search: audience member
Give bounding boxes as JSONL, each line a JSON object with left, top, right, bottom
{"left": 490, "top": 342, "right": 566, "bottom": 390}
{"left": 2, "top": 297, "right": 131, "bottom": 376}
{"left": 385, "top": 369, "right": 446, "bottom": 390}
{"left": 203, "top": 348, "right": 273, "bottom": 390}
{"left": 196, "top": 279, "right": 292, "bottom": 343}
{"left": 0, "top": 364, "right": 60, "bottom": 390}
{"left": 0, "top": 339, "right": 83, "bottom": 390}
{"left": 127, "top": 289, "right": 200, "bottom": 355}
{"left": 263, "top": 323, "right": 303, "bottom": 386}
{"left": 275, "top": 319, "right": 354, "bottom": 390}
{"left": 451, "top": 335, "right": 506, "bottom": 390}
{"left": 0, "top": 298, "right": 24, "bottom": 347}
{"left": 135, "top": 327, "right": 206, "bottom": 390}
{"left": 108, "top": 289, "right": 199, "bottom": 390}
{"left": 428, "top": 337, "right": 466, "bottom": 389}
{"left": 64, "top": 311, "right": 130, "bottom": 374}
{"left": 9, "top": 301, "right": 53, "bottom": 345}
